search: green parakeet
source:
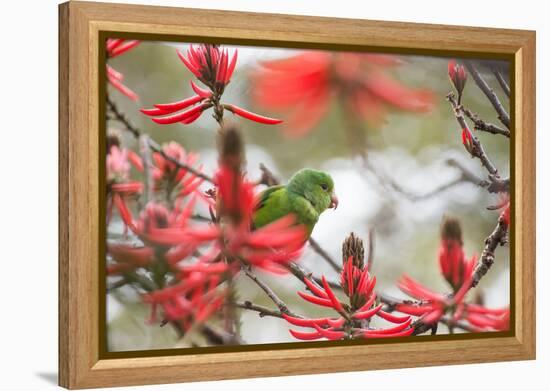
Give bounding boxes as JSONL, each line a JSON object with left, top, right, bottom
{"left": 253, "top": 168, "right": 338, "bottom": 238}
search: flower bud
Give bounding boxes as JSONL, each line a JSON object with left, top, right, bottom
{"left": 439, "top": 216, "right": 467, "bottom": 291}
{"left": 342, "top": 232, "right": 365, "bottom": 269}
{"left": 448, "top": 60, "right": 468, "bottom": 101}
{"left": 217, "top": 124, "right": 245, "bottom": 172}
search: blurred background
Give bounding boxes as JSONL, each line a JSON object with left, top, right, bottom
{"left": 106, "top": 41, "right": 510, "bottom": 351}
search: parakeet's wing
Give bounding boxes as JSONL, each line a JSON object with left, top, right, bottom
{"left": 253, "top": 185, "right": 319, "bottom": 237}
{"left": 253, "top": 185, "right": 293, "bottom": 229}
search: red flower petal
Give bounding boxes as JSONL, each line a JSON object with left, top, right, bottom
{"left": 353, "top": 303, "right": 383, "bottom": 320}
{"left": 177, "top": 49, "right": 201, "bottom": 77}
{"left": 224, "top": 104, "right": 283, "bottom": 124}
{"left": 288, "top": 329, "right": 322, "bottom": 341}
{"left": 152, "top": 103, "right": 212, "bottom": 125}
{"left": 363, "top": 318, "right": 412, "bottom": 335}
{"left": 377, "top": 310, "right": 411, "bottom": 324}
{"left": 312, "top": 324, "right": 345, "bottom": 340}
{"left": 190, "top": 80, "right": 212, "bottom": 99}
{"left": 297, "top": 291, "right": 335, "bottom": 308}
{"left": 303, "top": 278, "right": 329, "bottom": 299}
{"left": 109, "top": 40, "right": 139, "bottom": 58}
{"left": 362, "top": 327, "right": 414, "bottom": 339}
{"left": 225, "top": 50, "right": 238, "bottom": 82}
{"left": 153, "top": 95, "right": 204, "bottom": 113}
{"left": 108, "top": 71, "right": 139, "bottom": 101}
{"left": 321, "top": 276, "right": 345, "bottom": 313}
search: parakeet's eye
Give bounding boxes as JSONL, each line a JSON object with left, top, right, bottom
{"left": 320, "top": 183, "right": 328, "bottom": 191}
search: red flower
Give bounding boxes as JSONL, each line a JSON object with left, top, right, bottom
{"left": 142, "top": 267, "right": 228, "bottom": 330}
{"left": 211, "top": 162, "right": 307, "bottom": 272}
{"left": 113, "top": 161, "right": 307, "bottom": 273}
{"left": 106, "top": 146, "right": 143, "bottom": 227}
{"left": 141, "top": 44, "right": 282, "bottom": 126}
{"left": 183, "top": 164, "right": 307, "bottom": 273}
{"left": 215, "top": 163, "right": 256, "bottom": 225}
{"left": 145, "top": 142, "right": 205, "bottom": 199}
{"left": 106, "top": 244, "right": 154, "bottom": 275}
{"left": 396, "top": 217, "right": 510, "bottom": 331}
{"left": 438, "top": 217, "right": 476, "bottom": 292}
{"left": 285, "top": 256, "right": 413, "bottom": 341}
{"left": 106, "top": 39, "right": 140, "bottom": 101}
{"left": 113, "top": 198, "right": 198, "bottom": 254}
{"left": 395, "top": 274, "right": 470, "bottom": 325}
{"left": 462, "top": 304, "right": 510, "bottom": 331}
{"left": 251, "top": 51, "right": 434, "bottom": 137}
{"left": 177, "top": 44, "right": 237, "bottom": 87}
{"left": 106, "top": 146, "right": 143, "bottom": 195}
{"left": 396, "top": 269, "right": 508, "bottom": 330}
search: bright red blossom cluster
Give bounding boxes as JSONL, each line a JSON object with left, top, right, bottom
{"left": 284, "top": 256, "right": 413, "bottom": 341}
{"left": 141, "top": 44, "right": 282, "bottom": 125}
{"left": 142, "top": 267, "right": 228, "bottom": 330}
{"left": 395, "top": 218, "right": 509, "bottom": 331}
{"left": 150, "top": 142, "right": 205, "bottom": 199}
{"left": 251, "top": 51, "right": 434, "bottom": 137}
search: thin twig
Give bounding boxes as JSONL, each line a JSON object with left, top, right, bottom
{"left": 236, "top": 301, "right": 286, "bottom": 319}
{"left": 461, "top": 106, "right": 510, "bottom": 137}
{"left": 367, "top": 228, "right": 375, "bottom": 271}
{"left": 139, "top": 135, "right": 153, "bottom": 203}
{"left": 308, "top": 237, "right": 341, "bottom": 272}
{"left": 464, "top": 61, "right": 510, "bottom": 129}
{"left": 106, "top": 278, "right": 128, "bottom": 292}
{"left": 243, "top": 268, "right": 296, "bottom": 316}
{"left": 492, "top": 68, "right": 511, "bottom": 98}
{"left": 445, "top": 158, "right": 509, "bottom": 194}
{"left": 203, "top": 324, "right": 243, "bottom": 345}
{"left": 362, "top": 155, "right": 488, "bottom": 201}
{"left": 413, "top": 316, "right": 478, "bottom": 334}
{"left": 285, "top": 262, "right": 341, "bottom": 293}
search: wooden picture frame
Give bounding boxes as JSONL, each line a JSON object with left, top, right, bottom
{"left": 59, "top": 1, "right": 536, "bottom": 389}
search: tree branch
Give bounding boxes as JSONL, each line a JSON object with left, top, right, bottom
{"left": 308, "top": 237, "right": 341, "bottom": 272}
{"left": 464, "top": 61, "right": 510, "bottom": 129}
{"left": 236, "top": 300, "right": 286, "bottom": 319}
{"left": 362, "top": 155, "right": 491, "bottom": 202}
{"left": 243, "top": 268, "right": 297, "bottom": 316}
{"left": 471, "top": 217, "right": 509, "bottom": 288}
{"left": 446, "top": 93, "right": 499, "bottom": 176}
{"left": 367, "top": 228, "right": 375, "bottom": 271}
{"left": 492, "top": 68, "right": 511, "bottom": 98}
{"left": 461, "top": 106, "right": 510, "bottom": 138}
{"left": 445, "top": 158, "right": 509, "bottom": 194}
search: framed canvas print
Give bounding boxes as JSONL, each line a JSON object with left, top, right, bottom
{"left": 58, "top": 1, "right": 536, "bottom": 389}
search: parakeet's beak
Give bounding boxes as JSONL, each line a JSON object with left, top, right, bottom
{"left": 330, "top": 193, "right": 339, "bottom": 209}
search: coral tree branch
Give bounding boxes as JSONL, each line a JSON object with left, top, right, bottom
{"left": 471, "top": 217, "right": 509, "bottom": 288}
{"left": 464, "top": 61, "right": 510, "bottom": 129}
